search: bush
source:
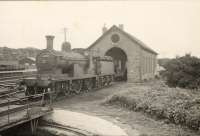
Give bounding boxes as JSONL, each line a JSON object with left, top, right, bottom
{"left": 163, "top": 54, "right": 200, "bottom": 89}
{"left": 105, "top": 82, "right": 200, "bottom": 131}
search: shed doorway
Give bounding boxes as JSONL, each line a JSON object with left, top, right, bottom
{"left": 105, "top": 47, "right": 127, "bottom": 81}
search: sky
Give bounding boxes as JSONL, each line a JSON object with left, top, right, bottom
{"left": 0, "top": 0, "right": 199, "bottom": 58}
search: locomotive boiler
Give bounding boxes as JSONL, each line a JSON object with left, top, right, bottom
{"left": 22, "top": 35, "right": 114, "bottom": 100}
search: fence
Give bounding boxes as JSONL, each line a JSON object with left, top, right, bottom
{"left": 0, "top": 91, "right": 53, "bottom": 130}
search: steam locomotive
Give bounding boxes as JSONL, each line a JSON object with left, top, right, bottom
{"left": 21, "top": 35, "right": 114, "bottom": 100}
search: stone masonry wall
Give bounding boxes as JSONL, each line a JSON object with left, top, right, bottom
{"left": 141, "top": 49, "right": 157, "bottom": 80}
{"left": 89, "top": 28, "right": 141, "bottom": 82}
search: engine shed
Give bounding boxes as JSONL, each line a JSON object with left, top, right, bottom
{"left": 87, "top": 25, "right": 158, "bottom": 82}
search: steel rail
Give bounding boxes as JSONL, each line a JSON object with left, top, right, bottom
{"left": 0, "top": 74, "right": 36, "bottom": 81}
{"left": 0, "top": 90, "right": 25, "bottom": 99}
{"left": 42, "top": 122, "right": 94, "bottom": 136}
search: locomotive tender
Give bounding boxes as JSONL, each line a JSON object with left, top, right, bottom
{"left": 22, "top": 35, "right": 114, "bottom": 99}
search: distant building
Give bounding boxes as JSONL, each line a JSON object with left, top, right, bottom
{"left": 0, "top": 60, "right": 24, "bottom": 71}
{"left": 87, "top": 25, "right": 158, "bottom": 82}
{"left": 19, "top": 57, "right": 36, "bottom": 69}
{"left": 0, "top": 61, "right": 18, "bottom": 66}
{"left": 155, "top": 64, "right": 165, "bottom": 77}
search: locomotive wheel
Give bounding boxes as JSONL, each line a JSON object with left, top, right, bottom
{"left": 44, "top": 87, "right": 51, "bottom": 100}
{"left": 84, "top": 79, "right": 93, "bottom": 92}
{"left": 51, "top": 86, "right": 58, "bottom": 101}
{"left": 95, "top": 79, "right": 99, "bottom": 89}
{"left": 33, "top": 86, "right": 37, "bottom": 95}
{"left": 56, "top": 82, "right": 62, "bottom": 97}
{"left": 25, "top": 86, "right": 35, "bottom": 96}
{"left": 51, "top": 91, "right": 58, "bottom": 101}
{"left": 71, "top": 80, "right": 82, "bottom": 94}
{"left": 35, "top": 87, "right": 43, "bottom": 94}
{"left": 102, "top": 77, "right": 107, "bottom": 86}
{"left": 99, "top": 77, "right": 103, "bottom": 88}
{"left": 50, "top": 83, "right": 60, "bottom": 101}
{"left": 63, "top": 82, "right": 70, "bottom": 96}
{"left": 104, "top": 76, "right": 110, "bottom": 86}
{"left": 96, "top": 78, "right": 102, "bottom": 89}
{"left": 107, "top": 76, "right": 112, "bottom": 85}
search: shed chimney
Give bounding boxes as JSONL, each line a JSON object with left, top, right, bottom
{"left": 46, "top": 35, "right": 54, "bottom": 50}
{"left": 102, "top": 24, "right": 107, "bottom": 34}
{"left": 118, "top": 24, "right": 124, "bottom": 30}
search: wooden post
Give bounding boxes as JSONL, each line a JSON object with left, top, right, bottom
{"left": 30, "top": 119, "right": 38, "bottom": 134}
{"left": 26, "top": 96, "right": 30, "bottom": 118}
{"left": 40, "top": 89, "right": 45, "bottom": 106}
{"left": 49, "top": 87, "right": 53, "bottom": 109}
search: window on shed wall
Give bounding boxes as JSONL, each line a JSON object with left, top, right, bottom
{"left": 153, "top": 57, "right": 155, "bottom": 73}
{"left": 142, "top": 57, "right": 144, "bottom": 74}
{"left": 149, "top": 56, "right": 152, "bottom": 73}
{"left": 150, "top": 57, "right": 152, "bottom": 73}
{"left": 146, "top": 57, "right": 149, "bottom": 73}
{"left": 146, "top": 57, "right": 148, "bottom": 73}
{"left": 143, "top": 57, "right": 145, "bottom": 74}
{"left": 145, "top": 57, "right": 146, "bottom": 73}
{"left": 147, "top": 57, "right": 149, "bottom": 73}
{"left": 144, "top": 57, "right": 145, "bottom": 74}
{"left": 152, "top": 57, "right": 154, "bottom": 73}
{"left": 153, "top": 57, "right": 156, "bottom": 73}
{"left": 149, "top": 57, "right": 151, "bottom": 73}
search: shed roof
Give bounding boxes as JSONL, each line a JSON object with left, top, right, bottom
{"left": 87, "top": 25, "right": 158, "bottom": 55}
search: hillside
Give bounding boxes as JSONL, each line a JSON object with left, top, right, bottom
{"left": 158, "top": 58, "right": 171, "bottom": 67}
{"left": 0, "top": 47, "right": 41, "bottom": 61}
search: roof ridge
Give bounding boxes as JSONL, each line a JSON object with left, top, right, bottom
{"left": 87, "top": 25, "right": 158, "bottom": 55}
{"left": 113, "top": 26, "right": 158, "bottom": 55}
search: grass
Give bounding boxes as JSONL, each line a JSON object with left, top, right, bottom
{"left": 105, "top": 80, "right": 200, "bottom": 131}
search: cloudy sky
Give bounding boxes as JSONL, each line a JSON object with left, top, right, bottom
{"left": 0, "top": 0, "right": 199, "bottom": 58}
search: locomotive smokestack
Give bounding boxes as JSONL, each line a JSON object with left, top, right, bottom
{"left": 46, "top": 35, "right": 54, "bottom": 50}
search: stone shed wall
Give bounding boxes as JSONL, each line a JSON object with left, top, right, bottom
{"left": 141, "top": 49, "right": 157, "bottom": 81}
{"left": 89, "top": 29, "right": 142, "bottom": 82}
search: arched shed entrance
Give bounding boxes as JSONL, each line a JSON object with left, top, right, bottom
{"left": 105, "top": 47, "right": 127, "bottom": 81}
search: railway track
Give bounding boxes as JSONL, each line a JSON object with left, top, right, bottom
{"left": 0, "top": 74, "right": 36, "bottom": 81}
{"left": 42, "top": 122, "right": 94, "bottom": 136}
{"left": 0, "top": 74, "right": 36, "bottom": 97}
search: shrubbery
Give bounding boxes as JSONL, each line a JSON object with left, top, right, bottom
{"left": 105, "top": 82, "right": 200, "bottom": 131}
{"left": 162, "top": 54, "right": 200, "bottom": 89}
